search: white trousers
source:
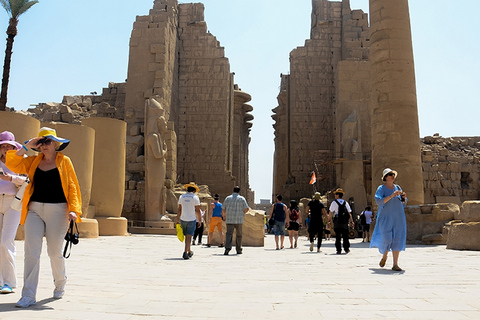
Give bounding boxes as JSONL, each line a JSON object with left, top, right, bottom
{"left": 0, "top": 194, "right": 21, "bottom": 288}
{"left": 22, "top": 202, "right": 69, "bottom": 299}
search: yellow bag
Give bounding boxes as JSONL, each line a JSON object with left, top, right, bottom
{"left": 176, "top": 224, "right": 184, "bottom": 242}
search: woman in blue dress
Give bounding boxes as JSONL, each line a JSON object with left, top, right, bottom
{"left": 370, "top": 168, "right": 407, "bottom": 271}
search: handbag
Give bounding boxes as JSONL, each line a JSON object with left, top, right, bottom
{"left": 63, "top": 221, "right": 79, "bottom": 258}
{"left": 10, "top": 178, "right": 29, "bottom": 212}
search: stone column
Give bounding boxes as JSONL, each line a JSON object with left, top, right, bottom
{"left": 369, "top": 0, "right": 424, "bottom": 205}
{"left": 0, "top": 111, "right": 39, "bottom": 240}
{"left": 82, "top": 117, "right": 128, "bottom": 235}
{"left": 52, "top": 123, "right": 99, "bottom": 238}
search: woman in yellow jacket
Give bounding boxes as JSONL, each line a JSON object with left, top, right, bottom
{"left": 6, "top": 127, "right": 82, "bottom": 308}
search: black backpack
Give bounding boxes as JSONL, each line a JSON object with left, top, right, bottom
{"left": 335, "top": 200, "right": 349, "bottom": 224}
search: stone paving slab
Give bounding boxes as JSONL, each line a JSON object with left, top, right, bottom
{"left": 0, "top": 234, "right": 479, "bottom": 319}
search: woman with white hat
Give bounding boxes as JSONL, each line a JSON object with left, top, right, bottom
{"left": 0, "top": 131, "right": 27, "bottom": 294}
{"left": 6, "top": 127, "right": 82, "bottom": 307}
{"left": 370, "top": 168, "right": 407, "bottom": 271}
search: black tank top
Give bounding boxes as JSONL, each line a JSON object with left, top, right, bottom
{"left": 30, "top": 167, "right": 67, "bottom": 203}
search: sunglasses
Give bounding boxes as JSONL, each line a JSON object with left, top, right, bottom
{"left": 386, "top": 172, "right": 395, "bottom": 177}
{"left": 37, "top": 138, "right": 53, "bottom": 146}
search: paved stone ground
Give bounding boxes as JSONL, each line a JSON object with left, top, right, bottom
{"left": 0, "top": 234, "right": 479, "bottom": 319}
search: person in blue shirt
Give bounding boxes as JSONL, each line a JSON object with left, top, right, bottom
{"left": 370, "top": 168, "right": 407, "bottom": 271}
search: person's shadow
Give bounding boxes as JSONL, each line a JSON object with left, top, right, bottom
{"left": 0, "top": 297, "right": 56, "bottom": 311}
{"left": 369, "top": 268, "right": 405, "bottom": 275}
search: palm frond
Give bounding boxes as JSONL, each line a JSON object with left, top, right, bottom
{"left": 17, "top": 0, "right": 38, "bottom": 16}
{"left": 7, "top": 0, "right": 38, "bottom": 18}
{"left": 0, "top": 0, "right": 12, "bottom": 16}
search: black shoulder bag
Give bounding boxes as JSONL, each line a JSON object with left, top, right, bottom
{"left": 63, "top": 221, "right": 79, "bottom": 258}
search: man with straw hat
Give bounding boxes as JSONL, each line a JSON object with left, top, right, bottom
{"left": 329, "top": 188, "right": 354, "bottom": 255}
{"left": 176, "top": 182, "right": 201, "bottom": 260}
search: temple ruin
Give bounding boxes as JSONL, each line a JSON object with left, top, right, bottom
{"left": 15, "top": 0, "right": 255, "bottom": 229}
{"left": 272, "top": 0, "right": 479, "bottom": 211}
{"left": 5, "top": 0, "right": 480, "bottom": 248}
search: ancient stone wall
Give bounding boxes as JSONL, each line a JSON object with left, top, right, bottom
{"left": 177, "top": 3, "right": 238, "bottom": 199}
{"left": 273, "top": 0, "right": 370, "bottom": 205}
{"left": 421, "top": 135, "right": 480, "bottom": 204}
{"left": 17, "top": 0, "right": 254, "bottom": 222}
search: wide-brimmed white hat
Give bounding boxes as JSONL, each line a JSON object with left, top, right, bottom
{"left": 382, "top": 168, "right": 398, "bottom": 181}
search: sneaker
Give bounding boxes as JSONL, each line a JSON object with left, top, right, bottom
{"left": 224, "top": 248, "right": 230, "bottom": 255}
{"left": 188, "top": 251, "right": 194, "bottom": 258}
{"left": 1, "top": 284, "right": 13, "bottom": 294}
{"left": 345, "top": 249, "right": 350, "bottom": 254}
{"left": 53, "top": 289, "right": 65, "bottom": 299}
{"left": 206, "top": 244, "right": 211, "bottom": 248}
{"left": 182, "top": 252, "right": 190, "bottom": 260}
{"left": 15, "top": 296, "right": 36, "bottom": 308}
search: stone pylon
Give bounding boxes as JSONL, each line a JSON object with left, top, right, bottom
{"left": 369, "top": 0, "right": 424, "bottom": 205}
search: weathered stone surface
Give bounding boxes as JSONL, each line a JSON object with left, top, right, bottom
{"left": 458, "top": 201, "right": 480, "bottom": 222}
{"left": 446, "top": 222, "right": 480, "bottom": 251}
{"left": 405, "top": 204, "right": 458, "bottom": 243}
{"left": 211, "top": 209, "right": 264, "bottom": 247}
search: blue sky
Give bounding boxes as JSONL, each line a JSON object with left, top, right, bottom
{"left": 1, "top": 0, "right": 479, "bottom": 202}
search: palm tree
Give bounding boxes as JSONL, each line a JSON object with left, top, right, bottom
{"left": 0, "top": 0, "right": 38, "bottom": 111}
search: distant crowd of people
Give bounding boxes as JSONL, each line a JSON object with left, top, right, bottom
{"left": 175, "top": 167, "right": 408, "bottom": 273}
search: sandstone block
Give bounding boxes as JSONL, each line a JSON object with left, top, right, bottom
{"left": 210, "top": 209, "right": 264, "bottom": 247}
{"left": 62, "top": 95, "right": 75, "bottom": 105}
{"left": 458, "top": 201, "right": 480, "bottom": 222}
{"left": 61, "top": 112, "right": 74, "bottom": 123}
{"left": 446, "top": 222, "right": 480, "bottom": 251}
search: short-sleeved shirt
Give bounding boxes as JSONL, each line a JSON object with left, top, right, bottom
{"left": 364, "top": 210, "right": 374, "bottom": 224}
{"left": 223, "top": 193, "right": 249, "bottom": 224}
{"left": 178, "top": 192, "right": 200, "bottom": 222}
{"left": 329, "top": 199, "right": 352, "bottom": 218}
{"left": 307, "top": 199, "right": 325, "bottom": 225}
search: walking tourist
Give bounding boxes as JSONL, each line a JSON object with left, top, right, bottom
{"left": 360, "top": 206, "right": 374, "bottom": 242}
{"left": 329, "top": 188, "right": 354, "bottom": 254}
{"left": 268, "top": 195, "right": 287, "bottom": 250}
{"left": 0, "top": 131, "right": 27, "bottom": 294}
{"left": 207, "top": 194, "right": 224, "bottom": 247}
{"left": 222, "top": 186, "right": 249, "bottom": 255}
{"left": 176, "top": 182, "right": 201, "bottom": 260}
{"left": 6, "top": 127, "right": 82, "bottom": 307}
{"left": 286, "top": 200, "right": 301, "bottom": 248}
{"left": 192, "top": 208, "right": 205, "bottom": 245}
{"left": 306, "top": 192, "right": 328, "bottom": 252}
{"left": 370, "top": 168, "right": 407, "bottom": 271}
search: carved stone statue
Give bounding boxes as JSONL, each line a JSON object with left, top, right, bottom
{"left": 145, "top": 97, "right": 168, "bottom": 221}
{"left": 341, "top": 109, "right": 361, "bottom": 160}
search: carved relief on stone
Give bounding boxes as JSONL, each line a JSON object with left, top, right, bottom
{"left": 145, "top": 97, "right": 168, "bottom": 221}
{"left": 341, "top": 109, "right": 362, "bottom": 161}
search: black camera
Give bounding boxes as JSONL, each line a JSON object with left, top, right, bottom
{"left": 65, "top": 232, "right": 79, "bottom": 245}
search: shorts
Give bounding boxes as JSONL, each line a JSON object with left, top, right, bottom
{"left": 274, "top": 220, "right": 285, "bottom": 236}
{"left": 363, "top": 224, "right": 370, "bottom": 232}
{"left": 287, "top": 221, "right": 299, "bottom": 231}
{"left": 180, "top": 220, "right": 196, "bottom": 236}
{"left": 209, "top": 216, "right": 223, "bottom": 233}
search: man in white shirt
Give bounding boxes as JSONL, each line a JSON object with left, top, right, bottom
{"left": 329, "top": 188, "right": 354, "bottom": 254}
{"left": 176, "top": 182, "right": 201, "bottom": 260}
